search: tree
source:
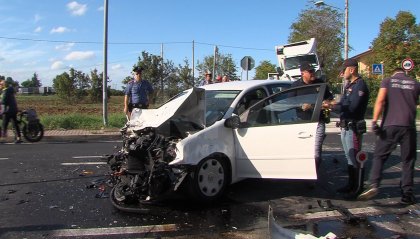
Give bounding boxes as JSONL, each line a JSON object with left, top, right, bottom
{"left": 87, "top": 68, "right": 109, "bottom": 103}
{"left": 21, "top": 73, "right": 42, "bottom": 87}
{"left": 289, "top": 4, "right": 344, "bottom": 83}
{"left": 176, "top": 58, "right": 194, "bottom": 90}
{"left": 254, "top": 60, "right": 276, "bottom": 79}
{"left": 69, "top": 68, "right": 89, "bottom": 100}
{"left": 53, "top": 72, "right": 76, "bottom": 103}
{"left": 31, "top": 72, "right": 42, "bottom": 87}
{"left": 196, "top": 52, "right": 238, "bottom": 83}
{"left": 370, "top": 11, "right": 419, "bottom": 78}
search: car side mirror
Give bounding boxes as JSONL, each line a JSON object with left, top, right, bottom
{"left": 276, "top": 67, "right": 284, "bottom": 76}
{"left": 224, "top": 115, "right": 241, "bottom": 129}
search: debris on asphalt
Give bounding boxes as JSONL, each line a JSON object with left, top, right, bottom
{"left": 269, "top": 205, "right": 337, "bottom": 239}
{"left": 79, "top": 170, "right": 93, "bottom": 176}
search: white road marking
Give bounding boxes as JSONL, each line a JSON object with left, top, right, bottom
{"left": 61, "top": 162, "right": 107, "bottom": 166}
{"left": 72, "top": 156, "right": 104, "bottom": 159}
{"left": 0, "top": 158, "right": 9, "bottom": 160}
{"left": 292, "top": 207, "right": 384, "bottom": 220}
{"left": 50, "top": 224, "right": 177, "bottom": 237}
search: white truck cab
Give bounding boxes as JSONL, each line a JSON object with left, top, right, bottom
{"left": 275, "top": 38, "right": 321, "bottom": 81}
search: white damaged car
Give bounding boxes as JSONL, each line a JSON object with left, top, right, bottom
{"left": 106, "top": 80, "right": 327, "bottom": 206}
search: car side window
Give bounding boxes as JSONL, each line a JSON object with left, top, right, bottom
{"left": 243, "top": 85, "right": 322, "bottom": 127}
{"left": 267, "top": 83, "right": 291, "bottom": 95}
{"left": 234, "top": 88, "right": 267, "bottom": 115}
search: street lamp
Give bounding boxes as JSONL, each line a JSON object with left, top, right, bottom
{"left": 314, "top": 0, "right": 349, "bottom": 60}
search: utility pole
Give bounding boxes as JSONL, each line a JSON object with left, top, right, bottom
{"left": 212, "top": 46, "right": 218, "bottom": 82}
{"left": 344, "top": 0, "right": 349, "bottom": 59}
{"left": 161, "top": 43, "right": 164, "bottom": 96}
{"left": 102, "top": 0, "right": 108, "bottom": 126}
{"left": 192, "top": 40, "right": 195, "bottom": 86}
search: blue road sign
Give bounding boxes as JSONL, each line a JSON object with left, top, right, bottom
{"left": 372, "top": 64, "right": 383, "bottom": 75}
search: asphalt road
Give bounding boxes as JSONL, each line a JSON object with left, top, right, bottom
{"left": 0, "top": 132, "right": 419, "bottom": 239}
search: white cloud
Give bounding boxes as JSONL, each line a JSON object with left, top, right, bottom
{"left": 67, "top": 1, "right": 87, "bottom": 16}
{"left": 34, "top": 14, "right": 42, "bottom": 23}
{"left": 64, "top": 51, "right": 95, "bottom": 61}
{"left": 51, "top": 61, "right": 64, "bottom": 70}
{"left": 34, "top": 26, "right": 42, "bottom": 33}
{"left": 55, "top": 43, "right": 75, "bottom": 51}
{"left": 50, "top": 26, "right": 70, "bottom": 34}
{"left": 111, "top": 64, "right": 122, "bottom": 70}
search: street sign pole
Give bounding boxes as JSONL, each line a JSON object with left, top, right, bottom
{"left": 246, "top": 58, "right": 249, "bottom": 81}
{"left": 241, "top": 56, "right": 254, "bottom": 81}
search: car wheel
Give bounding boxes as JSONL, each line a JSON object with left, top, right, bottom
{"left": 189, "top": 157, "right": 228, "bottom": 203}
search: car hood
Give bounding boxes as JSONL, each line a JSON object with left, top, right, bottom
{"left": 128, "top": 87, "right": 206, "bottom": 138}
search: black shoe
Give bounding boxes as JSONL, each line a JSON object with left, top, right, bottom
{"left": 401, "top": 194, "right": 417, "bottom": 205}
{"left": 14, "top": 139, "right": 23, "bottom": 144}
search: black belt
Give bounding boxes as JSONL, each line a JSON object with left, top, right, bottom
{"left": 129, "top": 103, "right": 148, "bottom": 110}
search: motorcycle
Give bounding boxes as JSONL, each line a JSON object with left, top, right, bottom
{"left": 103, "top": 123, "right": 187, "bottom": 213}
{"left": 17, "top": 109, "right": 44, "bottom": 142}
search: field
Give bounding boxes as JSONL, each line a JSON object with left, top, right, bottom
{"left": 16, "top": 95, "right": 126, "bottom": 130}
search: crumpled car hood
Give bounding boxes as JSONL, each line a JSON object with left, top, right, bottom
{"left": 128, "top": 87, "right": 205, "bottom": 138}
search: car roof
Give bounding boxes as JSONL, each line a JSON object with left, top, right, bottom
{"left": 199, "top": 79, "right": 292, "bottom": 91}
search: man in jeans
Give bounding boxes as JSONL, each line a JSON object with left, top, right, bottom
{"left": 358, "top": 68, "right": 419, "bottom": 205}
{"left": 291, "top": 62, "right": 334, "bottom": 175}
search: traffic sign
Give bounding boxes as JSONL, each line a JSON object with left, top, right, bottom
{"left": 372, "top": 64, "right": 383, "bottom": 75}
{"left": 401, "top": 58, "right": 414, "bottom": 71}
{"left": 241, "top": 56, "right": 255, "bottom": 71}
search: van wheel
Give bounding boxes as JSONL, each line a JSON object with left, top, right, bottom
{"left": 189, "top": 157, "right": 228, "bottom": 203}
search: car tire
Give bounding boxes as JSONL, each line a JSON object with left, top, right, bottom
{"left": 188, "top": 157, "right": 229, "bottom": 203}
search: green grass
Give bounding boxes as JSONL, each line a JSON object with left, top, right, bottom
{"left": 16, "top": 94, "right": 127, "bottom": 130}
{"left": 40, "top": 113, "right": 126, "bottom": 130}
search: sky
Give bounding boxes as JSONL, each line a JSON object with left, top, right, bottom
{"left": 0, "top": 0, "right": 419, "bottom": 90}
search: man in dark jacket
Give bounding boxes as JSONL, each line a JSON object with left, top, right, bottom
{"left": 0, "top": 79, "right": 22, "bottom": 143}
{"left": 333, "top": 58, "right": 370, "bottom": 199}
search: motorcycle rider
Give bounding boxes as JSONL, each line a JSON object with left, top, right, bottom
{"left": 0, "top": 79, "right": 22, "bottom": 143}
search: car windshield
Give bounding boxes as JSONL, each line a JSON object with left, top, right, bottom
{"left": 284, "top": 55, "right": 318, "bottom": 71}
{"left": 206, "top": 90, "right": 240, "bottom": 126}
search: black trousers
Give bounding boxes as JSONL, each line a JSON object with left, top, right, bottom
{"left": 369, "top": 126, "right": 417, "bottom": 195}
{"left": 2, "top": 112, "right": 21, "bottom": 138}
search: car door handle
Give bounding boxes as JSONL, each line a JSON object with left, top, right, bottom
{"left": 297, "top": 132, "right": 313, "bottom": 139}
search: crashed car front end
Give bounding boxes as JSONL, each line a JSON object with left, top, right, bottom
{"left": 107, "top": 88, "right": 205, "bottom": 204}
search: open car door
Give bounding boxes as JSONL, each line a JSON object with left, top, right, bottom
{"left": 234, "top": 83, "right": 327, "bottom": 179}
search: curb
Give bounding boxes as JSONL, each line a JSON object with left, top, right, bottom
{"left": 43, "top": 134, "right": 122, "bottom": 142}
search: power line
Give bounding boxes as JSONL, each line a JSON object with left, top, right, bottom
{"left": 0, "top": 36, "right": 272, "bottom": 51}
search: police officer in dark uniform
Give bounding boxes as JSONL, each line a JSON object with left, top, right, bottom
{"left": 124, "top": 66, "right": 154, "bottom": 119}
{"left": 333, "top": 58, "right": 369, "bottom": 199}
{"left": 291, "top": 62, "right": 334, "bottom": 175}
{"left": 358, "top": 68, "right": 419, "bottom": 205}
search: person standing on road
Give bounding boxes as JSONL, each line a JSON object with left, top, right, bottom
{"left": 0, "top": 79, "right": 22, "bottom": 144}
{"left": 124, "top": 66, "right": 154, "bottom": 119}
{"left": 358, "top": 68, "right": 419, "bottom": 205}
{"left": 291, "top": 62, "right": 334, "bottom": 176}
{"left": 333, "top": 58, "right": 369, "bottom": 199}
